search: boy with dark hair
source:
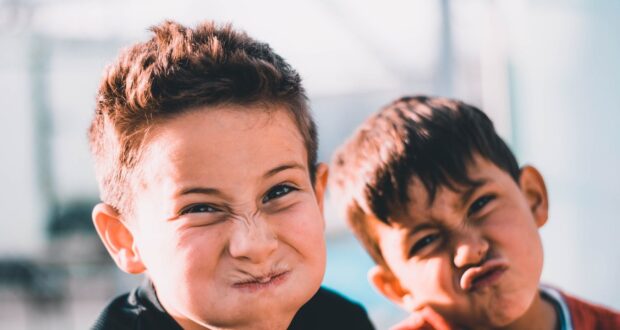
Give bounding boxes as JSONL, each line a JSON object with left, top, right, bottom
{"left": 88, "top": 20, "right": 374, "bottom": 330}
{"left": 329, "top": 95, "right": 620, "bottom": 329}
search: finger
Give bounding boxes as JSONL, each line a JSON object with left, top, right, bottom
{"left": 420, "top": 307, "right": 453, "bottom": 330}
{"left": 389, "top": 313, "right": 426, "bottom": 330}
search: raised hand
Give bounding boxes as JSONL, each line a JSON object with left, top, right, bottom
{"left": 390, "top": 306, "right": 454, "bottom": 330}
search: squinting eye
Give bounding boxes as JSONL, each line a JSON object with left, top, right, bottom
{"left": 409, "top": 233, "right": 440, "bottom": 257}
{"left": 468, "top": 195, "right": 496, "bottom": 216}
{"left": 180, "top": 204, "right": 218, "bottom": 215}
{"left": 262, "top": 184, "right": 297, "bottom": 203}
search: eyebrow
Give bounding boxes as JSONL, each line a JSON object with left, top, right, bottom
{"left": 458, "top": 178, "right": 489, "bottom": 209}
{"left": 402, "top": 178, "right": 490, "bottom": 237}
{"left": 176, "top": 162, "right": 306, "bottom": 197}
{"left": 460, "top": 186, "right": 478, "bottom": 209}
{"left": 177, "top": 186, "right": 223, "bottom": 197}
{"left": 406, "top": 222, "right": 439, "bottom": 238}
{"left": 263, "top": 162, "right": 306, "bottom": 179}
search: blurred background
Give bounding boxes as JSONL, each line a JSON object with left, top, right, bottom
{"left": 1, "top": 0, "right": 619, "bottom": 329}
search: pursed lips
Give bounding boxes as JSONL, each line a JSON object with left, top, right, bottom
{"left": 460, "top": 258, "right": 509, "bottom": 291}
{"left": 231, "top": 267, "right": 291, "bottom": 291}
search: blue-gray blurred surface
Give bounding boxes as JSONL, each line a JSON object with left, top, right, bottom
{"left": 1, "top": 0, "right": 619, "bottom": 329}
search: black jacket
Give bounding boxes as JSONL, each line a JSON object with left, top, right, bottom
{"left": 92, "top": 280, "right": 375, "bottom": 330}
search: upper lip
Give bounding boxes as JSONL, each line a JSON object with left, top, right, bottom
{"left": 460, "top": 258, "right": 509, "bottom": 291}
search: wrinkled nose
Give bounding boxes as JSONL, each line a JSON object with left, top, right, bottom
{"left": 453, "top": 231, "right": 489, "bottom": 268}
{"left": 228, "top": 219, "right": 278, "bottom": 263}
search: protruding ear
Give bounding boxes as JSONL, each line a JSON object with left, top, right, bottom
{"left": 519, "top": 166, "right": 549, "bottom": 228}
{"left": 313, "top": 163, "right": 329, "bottom": 213}
{"left": 368, "top": 265, "right": 415, "bottom": 311}
{"left": 92, "top": 203, "right": 146, "bottom": 274}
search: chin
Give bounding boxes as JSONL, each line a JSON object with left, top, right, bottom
{"left": 259, "top": 275, "right": 321, "bottom": 314}
{"left": 197, "top": 303, "right": 293, "bottom": 330}
{"left": 485, "top": 311, "right": 519, "bottom": 328}
{"left": 484, "top": 291, "right": 534, "bottom": 328}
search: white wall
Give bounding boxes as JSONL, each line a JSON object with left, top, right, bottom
{"left": 500, "top": 0, "right": 620, "bottom": 308}
{"left": 0, "top": 34, "right": 46, "bottom": 255}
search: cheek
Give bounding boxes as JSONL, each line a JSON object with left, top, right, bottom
{"left": 380, "top": 244, "right": 457, "bottom": 309}
{"left": 140, "top": 225, "right": 225, "bottom": 284}
{"left": 133, "top": 221, "right": 173, "bottom": 266}
{"left": 405, "top": 257, "right": 456, "bottom": 305}
{"left": 487, "top": 210, "right": 544, "bottom": 277}
{"left": 153, "top": 227, "right": 229, "bottom": 309}
{"left": 176, "top": 227, "right": 226, "bottom": 270}
{"left": 507, "top": 226, "right": 544, "bottom": 287}
{"left": 483, "top": 212, "right": 544, "bottom": 320}
{"left": 274, "top": 202, "right": 326, "bottom": 264}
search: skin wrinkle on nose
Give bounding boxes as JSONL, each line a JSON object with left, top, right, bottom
{"left": 421, "top": 199, "right": 491, "bottom": 269}
{"left": 228, "top": 208, "right": 278, "bottom": 260}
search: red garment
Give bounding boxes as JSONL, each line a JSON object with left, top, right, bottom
{"left": 562, "top": 292, "right": 620, "bottom": 330}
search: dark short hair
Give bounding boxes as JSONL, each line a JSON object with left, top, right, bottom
{"left": 329, "top": 95, "right": 519, "bottom": 266}
{"left": 88, "top": 20, "right": 317, "bottom": 216}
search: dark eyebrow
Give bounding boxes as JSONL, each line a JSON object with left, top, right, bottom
{"left": 263, "top": 162, "right": 306, "bottom": 179}
{"left": 177, "top": 186, "right": 226, "bottom": 198}
{"left": 459, "top": 178, "right": 488, "bottom": 208}
{"left": 176, "top": 162, "right": 306, "bottom": 197}
{"left": 407, "top": 222, "right": 438, "bottom": 238}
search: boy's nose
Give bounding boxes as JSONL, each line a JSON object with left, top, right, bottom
{"left": 452, "top": 232, "right": 489, "bottom": 268}
{"left": 228, "top": 218, "right": 278, "bottom": 263}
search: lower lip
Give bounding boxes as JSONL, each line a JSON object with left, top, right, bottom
{"left": 232, "top": 271, "right": 290, "bottom": 293}
{"left": 471, "top": 268, "right": 506, "bottom": 291}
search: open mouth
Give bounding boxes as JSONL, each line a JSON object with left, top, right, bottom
{"left": 232, "top": 270, "right": 290, "bottom": 292}
{"left": 460, "top": 259, "right": 509, "bottom": 291}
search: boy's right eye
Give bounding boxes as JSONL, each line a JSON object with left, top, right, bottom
{"left": 467, "top": 194, "right": 496, "bottom": 216}
{"left": 409, "top": 233, "right": 441, "bottom": 257}
{"left": 180, "top": 203, "right": 219, "bottom": 215}
{"left": 262, "top": 184, "right": 298, "bottom": 204}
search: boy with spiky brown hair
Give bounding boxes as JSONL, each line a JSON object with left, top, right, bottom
{"left": 88, "top": 20, "right": 374, "bottom": 330}
{"left": 329, "top": 95, "right": 620, "bottom": 329}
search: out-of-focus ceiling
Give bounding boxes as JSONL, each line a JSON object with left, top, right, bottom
{"left": 21, "top": 0, "right": 447, "bottom": 97}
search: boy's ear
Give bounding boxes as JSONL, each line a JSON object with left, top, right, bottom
{"left": 519, "top": 166, "right": 549, "bottom": 228}
{"left": 368, "top": 265, "right": 415, "bottom": 311}
{"left": 92, "top": 203, "right": 146, "bottom": 274}
{"left": 313, "top": 163, "right": 329, "bottom": 213}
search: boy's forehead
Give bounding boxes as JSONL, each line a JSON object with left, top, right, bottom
{"left": 402, "top": 177, "right": 458, "bottom": 211}
{"left": 134, "top": 106, "right": 309, "bottom": 190}
{"left": 144, "top": 105, "right": 304, "bottom": 152}
{"left": 390, "top": 169, "right": 496, "bottom": 224}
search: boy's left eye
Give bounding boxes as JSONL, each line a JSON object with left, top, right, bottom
{"left": 180, "top": 203, "right": 219, "bottom": 215}
{"left": 409, "top": 233, "right": 441, "bottom": 257}
{"left": 468, "top": 194, "right": 496, "bottom": 216}
{"left": 262, "top": 184, "right": 298, "bottom": 203}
